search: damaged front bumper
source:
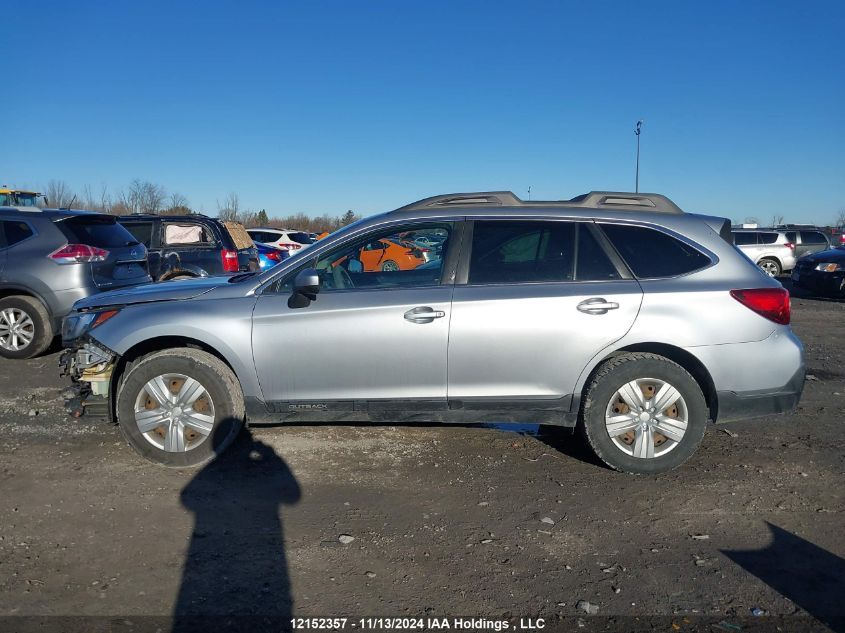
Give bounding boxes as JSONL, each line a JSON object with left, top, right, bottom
{"left": 59, "top": 339, "right": 118, "bottom": 419}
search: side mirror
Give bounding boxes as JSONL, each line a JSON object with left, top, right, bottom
{"left": 288, "top": 267, "right": 320, "bottom": 309}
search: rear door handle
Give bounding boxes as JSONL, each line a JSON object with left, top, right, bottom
{"left": 404, "top": 306, "right": 446, "bottom": 323}
{"left": 577, "top": 297, "right": 620, "bottom": 315}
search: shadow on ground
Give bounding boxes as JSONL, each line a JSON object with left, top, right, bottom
{"left": 172, "top": 430, "right": 301, "bottom": 632}
{"left": 722, "top": 522, "right": 845, "bottom": 633}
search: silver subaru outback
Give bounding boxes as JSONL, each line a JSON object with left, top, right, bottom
{"left": 60, "top": 191, "right": 805, "bottom": 474}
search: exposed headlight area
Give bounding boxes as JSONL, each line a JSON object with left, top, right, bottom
{"left": 814, "top": 262, "right": 843, "bottom": 272}
{"left": 62, "top": 308, "right": 122, "bottom": 344}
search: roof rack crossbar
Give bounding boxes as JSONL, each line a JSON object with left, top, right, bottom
{"left": 393, "top": 190, "right": 683, "bottom": 214}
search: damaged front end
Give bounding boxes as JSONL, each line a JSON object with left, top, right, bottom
{"left": 59, "top": 339, "right": 118, "bottom": 419}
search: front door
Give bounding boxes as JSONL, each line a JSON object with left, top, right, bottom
{"left": 252, "top": 221, "right": 457, "bottom": 405}
{"left": 447, "top": 219, "right": 643, "bottom": 403}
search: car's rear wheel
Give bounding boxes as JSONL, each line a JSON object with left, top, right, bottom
{"left": 757, "top": 258, "right": 781, "bottom": 277}
{"left": 116, "top": 348, "right": 244, "bottom": 467}
{"left": 580, "top": 353, "right": 707, "bottom": 474}
{"left": 381, "top": 260, "right": 399, "bottom": 272}
{"left": 0, "top": 296, "right": 53, "bottom": 359}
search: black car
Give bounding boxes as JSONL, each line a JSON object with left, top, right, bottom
{"left": 117, "top": 215, "right": 259, "bottom": 281}
{"left": 791, "top": 245, "right": 845, "bottom": 297}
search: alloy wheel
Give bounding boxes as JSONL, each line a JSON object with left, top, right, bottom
{"left": 0, "top": 308, "right": 35, "bottom": 351}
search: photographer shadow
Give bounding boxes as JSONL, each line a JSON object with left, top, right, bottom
{"left": 172, "top": 430, "right": 301, "bottom": 633}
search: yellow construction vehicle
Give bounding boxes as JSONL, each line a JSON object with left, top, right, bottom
{"left": 0, "top": 187, "right": 49, "bottom": 208}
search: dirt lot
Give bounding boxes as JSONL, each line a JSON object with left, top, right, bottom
{"left": 0, "top": 283, "right": 843, "bottom": 633}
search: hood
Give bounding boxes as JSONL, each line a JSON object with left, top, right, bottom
{"left": 73, "top": 276, "right": 227, "bottom": 311}
{"left": 800, "top": 246, "right": 845, "bottom": 263}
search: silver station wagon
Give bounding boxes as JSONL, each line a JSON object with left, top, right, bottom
{"left": 60, "top": 191, "right": 805, "bottom": 474}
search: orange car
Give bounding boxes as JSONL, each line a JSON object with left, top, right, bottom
{"left": 359, "top": 238, "right": 428, "bottom": 272}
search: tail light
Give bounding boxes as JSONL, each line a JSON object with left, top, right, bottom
{"left": 730, "top": 288, "right": 790, "bottom": 325}
{"left": 839, "top": 235, "right": 845, "bottom": 245}
{"left": 221, "top": 249, "right": 240, "bottom": 272}
{"left": 265, "top": 250, "right": 282, "bottom": 262}
{"left": 784, "top": 242, "right": 795, "bottom": 250}
{"left": 50, "top": 244, "right": 109, "bottom": 264}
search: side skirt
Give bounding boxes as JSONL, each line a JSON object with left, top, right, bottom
{"left": 245, "top": 396, "right": 578, "bottom": 427}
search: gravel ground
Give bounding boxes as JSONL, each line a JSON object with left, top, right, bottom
{"left": 0, "top": 283, "right": 843, "bottom": 633}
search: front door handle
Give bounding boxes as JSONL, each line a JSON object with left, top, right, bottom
{"left": 404, "top": 306, "right": 446, "bottom": 323}
{"left": 577, "top": 297, "right": 620, "bottom": 315}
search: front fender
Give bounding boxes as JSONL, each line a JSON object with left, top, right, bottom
{"left": 88, "top": 296, "right": 262, "bottom": 400}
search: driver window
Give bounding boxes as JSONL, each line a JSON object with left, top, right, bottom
{"left": 313, "top": 224, "right": 451, "bottom": 291}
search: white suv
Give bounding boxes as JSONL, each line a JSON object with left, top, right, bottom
{"left": 246, "top": 228, "right": 313, "bottom": 254}
{"left": 732, "top": 229, "right": 797, "bottom": 277}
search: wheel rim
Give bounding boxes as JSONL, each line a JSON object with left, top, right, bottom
{"left": 759, "top": 261, "right": 779, "bottom": 277}
{"left": 605, "top": 377, "right": 689, "bottom": 459}
{"left": 0, "top": 308, "right": 35, "bottom": 351}
{"left": 382, "top": 261, "right": 399, "bottom": 271}
{"left": 133, "top": 373, "right": 215, "bottom": 452}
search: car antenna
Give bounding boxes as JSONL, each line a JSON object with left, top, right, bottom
{"left": 63, "top": 194, "right": 77, "bottom": 210}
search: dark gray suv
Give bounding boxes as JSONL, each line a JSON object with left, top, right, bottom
{"left": 0, "top": 207, "right": 151, "bottom": 358}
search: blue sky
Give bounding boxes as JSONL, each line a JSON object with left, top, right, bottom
{"left": 5, "top": 0, "right": 844, "bottom": 224}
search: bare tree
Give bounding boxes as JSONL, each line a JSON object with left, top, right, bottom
{"left": 44, "top": 180, "right": 75, "bottom": 208}
{"left": 217, "top": 192, "right": 241, "bottom": 221}
{"left": 119, "top": 179, "right": 166, "bottom": 214}
{"left": 834, "top": 207, "right": 845, "bottom": 228}
{"left": 162, "top": 191, "right": 192, "bottom": 215}
{"left": 770, "top": 214, "right": 784, "bottom": 227}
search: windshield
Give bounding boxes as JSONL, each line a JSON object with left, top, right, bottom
{"left": 0, "top": 192, "right": 47, "bottom": 207}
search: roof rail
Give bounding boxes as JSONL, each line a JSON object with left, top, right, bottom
{"left": 394, "top": 190, "right": 684, "bottom": 214}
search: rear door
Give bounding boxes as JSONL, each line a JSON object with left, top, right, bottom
{"left": 55, "top": 215, "right": 150, "bottom": 289}
{"left": 447, "top": 220, "right": 642, "bottom": 404}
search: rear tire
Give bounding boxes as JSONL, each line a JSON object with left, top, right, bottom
{"left": 580, "top": 353, "right": 707, "bottom": 474}
{"left": 381, "top": 260, "right": 399, "bottom": 272}
{"left": 0, "top": 295, "right": 53, "bottom": 359}
{"left": 757, "top": 258, "right": 782, "bottom": 277}
{"left": 115, "top": 348, "right": 245, "bottom": 467}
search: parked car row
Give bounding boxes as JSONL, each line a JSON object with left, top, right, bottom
{"left": 0, "top": 202, "right": 297, "bottom": 359}
{"left": 732, "top": 227, "right": 832, "bottom": 277}
{"left": 57, "top": 190, "right": 806, "bottom": 475}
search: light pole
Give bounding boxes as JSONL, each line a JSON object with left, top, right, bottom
{"left": 635, "top": 120, "right": 643, "bottom": 193}
{"left": 528, "top": 185, "right": 532, "bottom": 200}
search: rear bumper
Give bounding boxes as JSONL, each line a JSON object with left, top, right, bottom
{"left": 716, "top": 364, "right": 806, "bottom": 422}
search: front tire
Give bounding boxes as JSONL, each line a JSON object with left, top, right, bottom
{"left": 580, "top": 353, "right": 707, "bottom": 474}
{"left": 115, "top": 348, "right": 245, "bottom": 467}
{"left": 0, "top": 295, "right": 53, "bottom": 359}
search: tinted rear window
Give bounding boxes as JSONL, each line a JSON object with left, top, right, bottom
{"left": 288, "top": 232, "right": 313, "bottom": 245}
{"left": 600, "top": 224, "right": 711, "bottom": 278}
{"left": 58, "top": 215, "right": 138, "bottom": 248}
{"left": 759, "top": 232, "right": 778, "bottom": 245}
{"left": 800, "top": 231, "right": 827, "bottom": 244}
{"left": 2, "top": 221, "right": 34, "bottom": 247}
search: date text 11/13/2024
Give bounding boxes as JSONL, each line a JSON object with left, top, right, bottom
{"left": 291, "top": 617, "right": 548, "bottom": 631}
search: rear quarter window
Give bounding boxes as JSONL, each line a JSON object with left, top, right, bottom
{"left": 600, "top": 223, "right": 712, "bottom": 278}
{"left": 759, "top": 232, "right": 779, "bottom": 245}
{"left": 1, "top": 220, "right": 35, "bottom": 247}
{"left": 57, "top": 215, "right": 138, "bottom": 248}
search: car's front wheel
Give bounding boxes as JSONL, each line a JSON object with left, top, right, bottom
{"left": 580, "top": 352, "right": 707, "bottom": 474}
{"left": 116, "top": 348, "right": 245, "bottom": 467}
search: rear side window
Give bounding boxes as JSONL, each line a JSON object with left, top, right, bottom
{"left": 468, "top": 220, "right": 620, "bottom": 284}
{"left": 800, "top": 231, "right": 827, "bottom": 245}
{"left": 121, "top": 222, "right": 154, "bottom": 247}
{"left": 164, "top": 222, "right": 216, "bottom": 246}
{"left": 733, "top": 232, "right": 757, "bottom": 245}
{"left": 1, "top": 221, "right": 34, "bottom": 247}
{"left": 600, "top": 224, "right": 711, "bottom": 278}
{"left": 58, "top": 215, "right": 138, "bottom": 248}
{"left": 759, "top": 232, "right": 778, "bottom": 245}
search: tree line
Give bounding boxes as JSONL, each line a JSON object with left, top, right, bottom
{"left": 40, "top": 179, "right": 361, "bottom": 233}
